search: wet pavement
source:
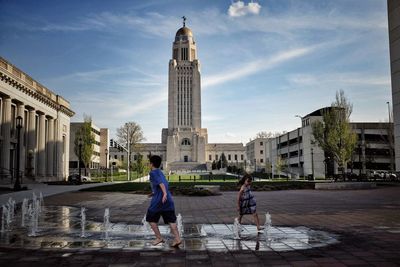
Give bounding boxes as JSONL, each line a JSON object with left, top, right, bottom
{"left": 1, "top": 186, "right": 400, "bottom": 266}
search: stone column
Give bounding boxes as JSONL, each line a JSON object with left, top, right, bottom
{"left": 37, "top": 113, "right": 46, "bottom": 177}
{"left": 27, "top": 109, "right": 36, "bottom": 178}
{"left": 17, "top": 103, "right": 25, "bottom": 178}
{"left": 0, "top": 97, "right": 11, "bottom": 179}
{"left": 46, "top": 117, "right": 54, "bottom": 177}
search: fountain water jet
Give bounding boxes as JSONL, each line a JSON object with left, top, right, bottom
{"left": 103, "top": 208, "right": 110, "bottom": 240}
{"left": 233, "top": 218, "right": 241, "bottom": 240}
{"left": 142, "top": 214, "right": 151, "bottom": 233}
{"left": 80, "top": 207, "right": 86, "bottom": 238}
{"left": 21, "top": 198, "right": 28, "bottom": 227}
{"left": 264, "top": 212, "right": 272, "bottom": 237}
{"left": 1, "top": 205, "right": 8, "bottom": 232}
{"left": 176, "top": 213, "right": 183, "bottom": 237}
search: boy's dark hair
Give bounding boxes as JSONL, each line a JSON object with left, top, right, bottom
{"left": 238, "top": 173, "right": 252, "bottom": 186}
{"left": 149, "top": 155, "right": 162, "bottom": 168}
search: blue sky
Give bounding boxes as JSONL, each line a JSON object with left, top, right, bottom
{"left": 0, "top": 0, "right": 391, "bottom": 143}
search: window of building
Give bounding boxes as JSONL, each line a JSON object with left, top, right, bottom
{"left": 241, "top": 155, "right": 244, "bottom": 160}
{"left": 209, "top": 155, "right": 211, "bottom": 161}
{"left": 235, "top": 154, "right": 238, "bottom": 161}
{"left": 260, "top": 150, "right": 263, "bottom": 154}
{"left": 181, "top": 138, "right": 191, "bottom": 146}
{"left": 216, "top": 155, "right": 218, "bottom": 160}
{"left": 114, "top": 155, "right": 117, "bottom": 159}
{"left": 260, "top": 159, "right": 264, "bottom": 163}
{"left": 134, "top": 155, "right": 137, "bottom": 160}
{"left": 260, "top": 142, "right": 263, "bottom": 146}
{"left": 121, "top": 155, "right": 124, "bottom": 161}
{"left": 228, "top": 154, "right": 231, "bottom": 161}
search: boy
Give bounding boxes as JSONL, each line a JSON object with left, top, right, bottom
{"left": 146, "top": 155, "right": 182, "bottom": 247}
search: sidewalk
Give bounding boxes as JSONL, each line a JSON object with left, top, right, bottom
{"left": 0, "top": 182, "right": 114, "bottom": 206}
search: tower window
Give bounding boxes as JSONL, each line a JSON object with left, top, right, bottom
{"left": 181, "top": 138, "right": 191, "bottom": 146}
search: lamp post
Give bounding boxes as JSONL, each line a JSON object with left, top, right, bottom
{"left": 311, "top": 147, "right": 315, "bottom": 180}
{"left": 105, "top": 148, "right": 108, "bottom": 182}
{"left": 78, "top": 137, "right": 83, "bottom": 180}
{"left": 14, "top": 116, "right": 23, "bottom": 191}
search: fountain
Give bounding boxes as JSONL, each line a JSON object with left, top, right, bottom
{"left": 80, "top": 207, "right": 86, "bottom": 238}
{"left": 103, "top": 208, "right": 110, "bottom": 240}
{"left": 0, "top": 205, "right": 340, "bottom": 252}
{"left": 233, "top": 218, "right": 241, "bottom": 240}
{"left": 21, "top": 198, "right": 28, "bottom": 227}
{"left": 176, "top": 213, "right": 183, "bottom": 237}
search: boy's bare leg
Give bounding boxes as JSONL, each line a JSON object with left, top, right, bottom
{"left": 149, "top": 222, "right": 164, "bottom": 244}
{"left": 169, "top": 222, "right": 182, "bottom": 245}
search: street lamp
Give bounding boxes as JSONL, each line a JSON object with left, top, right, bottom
{"left": 387, "top": 101, "right": 391, "bottom": 123}
{"left": 14, "top": 116, "right": 23, "bottom": 191}
{"left": 78, "top": 137, "right": 83, "bottom": 180}
{"left": 105, "top": 148, "right": 108, "bottom": 182}
{"left": 311, "top": 147, "right": 315, "bottom": 180}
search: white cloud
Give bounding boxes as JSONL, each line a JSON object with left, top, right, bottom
{"left": 203, "top": 46, "right": 314, "bottom": 89}
{"left": 228, "top": 1, "right": 261, "bottom": 17}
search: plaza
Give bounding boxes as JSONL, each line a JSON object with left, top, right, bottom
{"left": 0, "top": 185, "right": 400, "bottom": 266}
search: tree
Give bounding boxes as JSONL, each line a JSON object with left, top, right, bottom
{"left": 274, "top": 156, "right": 286, "bottom": 178}
{"left": 312, "top": 90, "right": 358, "bottom": 180}
{"left": 132, "top": 153, "right": 150, "bottom": 177}
{"left": 116, "top": 122, "right": 145, "bottom": 152}
{"left": 74, "top": 116, "right": 95, "bottom": 175}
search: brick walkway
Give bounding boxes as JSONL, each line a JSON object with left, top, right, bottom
{"left": 1, "top": 186, "right": 400, "bottom": 266}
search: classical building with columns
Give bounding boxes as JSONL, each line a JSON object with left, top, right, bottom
{"left": 0, "top": 57, "right": 74, "bottom": 183}
{"left": 134, "top": 21, "right": 246, "bottom": 171}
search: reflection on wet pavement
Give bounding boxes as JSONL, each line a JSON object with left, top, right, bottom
{"left": 0, "top": 206, "right": 339, "bottom": 251}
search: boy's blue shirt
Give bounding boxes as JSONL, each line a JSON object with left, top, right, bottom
{"left": 148, "top": 168, "right": 174, "bottom": 213}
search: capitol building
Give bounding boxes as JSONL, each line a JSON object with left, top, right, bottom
{"left": 139, "top": 21, "right": 246, "bottom": 171}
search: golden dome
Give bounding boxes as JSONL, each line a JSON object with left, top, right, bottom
{"left": 175, "top": 26, "right": 193, "bottom": 37}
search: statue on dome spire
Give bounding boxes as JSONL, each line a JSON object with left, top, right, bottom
{"left": 182, "top": 16, "right": 186, "bottom": 27}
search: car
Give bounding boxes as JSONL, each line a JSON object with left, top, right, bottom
{"left": 68, "top": 174, "right": 81, "bottom": 184}
{"left": 68, "top": 174, "right": 91, "bottom": 184}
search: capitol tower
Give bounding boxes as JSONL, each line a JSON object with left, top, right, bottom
{"left": 162, "top": 17, "right": 208, "bottom": 170}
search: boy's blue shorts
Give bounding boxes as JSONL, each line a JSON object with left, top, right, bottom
{"left": 146, "top": 210, "right": 177, "bottom": 224}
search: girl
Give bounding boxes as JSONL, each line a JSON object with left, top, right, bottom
{"left": 237, "top": 174, "right": 263, "bottom": 231}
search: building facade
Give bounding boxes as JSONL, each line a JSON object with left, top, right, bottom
{"left": 246, "top": 138, "right": 269, "bottom": 172}
{"left": 388, "top": 0, "right": 400, "bottom": 171}
{"left": 263, "top": 108, "right": 395, "bottom": 178}
{"left": 134, "top": 21, "right": 246, "bottom": 171}
{"left": 0, "top": 57, "right": 74, "bottom": 183}
{"left": 69, "top": 122, "right": 109, "bottom": 174}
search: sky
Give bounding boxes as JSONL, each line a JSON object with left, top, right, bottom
{"left": 0, "top": 0, "right": 392, "bottom": 143}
